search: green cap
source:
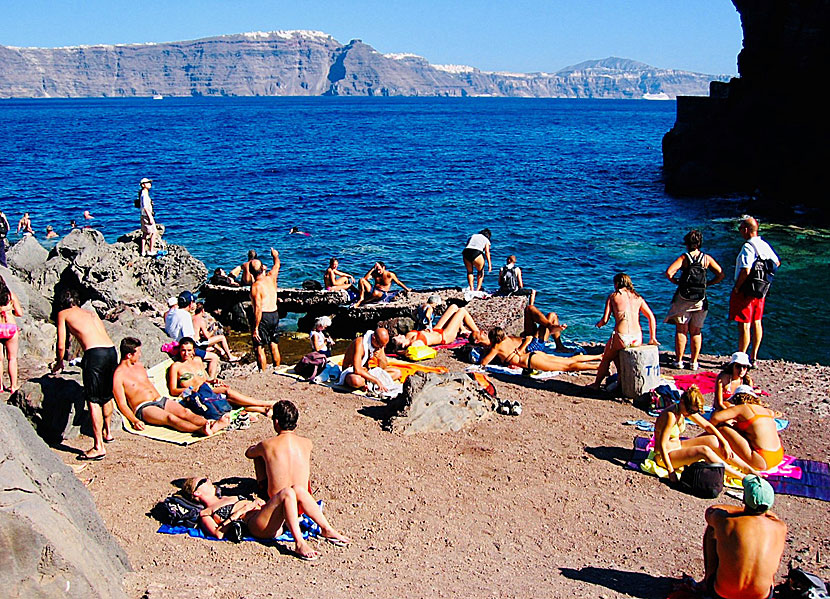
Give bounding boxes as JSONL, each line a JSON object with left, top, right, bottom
{"left": 743, "top": 474, "right": 774, "bottom": 511}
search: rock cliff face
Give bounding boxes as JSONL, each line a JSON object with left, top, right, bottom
{"left": 0, "top": 30, "right": 724, "bottom": 99}
{"left": 662, "top": 1, "right": 829, "bottom": 220}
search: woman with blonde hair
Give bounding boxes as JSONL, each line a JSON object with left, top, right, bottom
{"left": 653, "top": 385, "right": 757, "bottom": 483}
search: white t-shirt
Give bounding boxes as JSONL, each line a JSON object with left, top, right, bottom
{"left": 310, "top": 330, "right": 327, "bottom": 351}
{"left": 465, "top": 233, "right": 490, "bottom": 252}
{"left": 165, "top": 307, "right": 195, "bottom": 341}
{"left": 735, "top": 236, "right": 780, "bottom": 281}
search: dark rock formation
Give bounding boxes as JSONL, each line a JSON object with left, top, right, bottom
{"left": 0, "top": 404, "right": 131, "bottom": 598}
{"left": 384, "top": 372, "right": 495, "bottom": 433}
{"left": 663, "top": 0, "right": 829, "bottom": 220}
{"left": 0, "top": 31, "right": 725, "bottom": 99}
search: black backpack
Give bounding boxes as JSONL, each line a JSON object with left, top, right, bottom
{"left": 680, "top": 461, "right": 724, "bottom": 499}
{"left": 677, "top": 252, "right": 707, "bottom": 302}
{"left": 777, "top": 568, "right": 829, "bottom": 599}
{"left": 740, "top": 243, "right": 778, "bottom": 299}
{"left": 499, "top": 266, "right": 520, "bottom": 294}
{"left": 0, "top": 216, "right": 8, "bottom": 237}
{"left": 155, "top": 494, "right": 203, "bottom": 527}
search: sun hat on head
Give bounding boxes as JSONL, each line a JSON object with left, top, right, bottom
{"left": 140, "top": 177, "right": 152, "bottom": 184}
{"left": 732, "top": 384, "right": 758, "bottom": 398}
{"left": 743, "top": 474, "right": 774, "bottom": 511}
{"left": 728, "top": 351, "right": 752, "bottom": 367}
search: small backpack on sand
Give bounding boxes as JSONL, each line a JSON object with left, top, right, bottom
{"left": 680, "top": 461, "right": 724, "bottom": 499}
{"left": 295, "top": 351, "right": 328, "bottom": 380}
{"left": 676, "top": 252, "right": 707, "bottom": 302}
{"left": 154, "top": 494, "right": 203, "bottom": 527}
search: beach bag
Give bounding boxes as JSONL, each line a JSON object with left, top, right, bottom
{"left": 181, "top": 383, "right": 233, "bottom": 420}
{"left": 499, "top": 265, "right": 520, "bottom": 294}
{"left": 302, "top": 279, "right": 322, "bottom": 291}
{"left": 404, "top": 345, "right": 437, "bottom": 361}
{"left": 677, "top": 252, "right": 707, "bottom": 301}
{"left": 680, "top": 461, "right": 724, "bottom": 499}
{"left": 295, "top": 351, "right": 328, "bottom": 380}
{"left": 777, "top": 568, "right": 829, "bottom": 599}
{"left": 155, "top": 494, "right": 203, "bottom": 527}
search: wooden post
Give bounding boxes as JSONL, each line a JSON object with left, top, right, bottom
{"left": 619, "top": 345, "right": 661, "bottom": 399}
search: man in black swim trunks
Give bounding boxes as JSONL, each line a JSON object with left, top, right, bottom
{"left": 250, "top": 248, "right": 281, "bottom": 371}
{"left": 52, "top": 289, "right": 118, "bottom": 461}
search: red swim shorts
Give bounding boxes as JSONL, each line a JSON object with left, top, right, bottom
{"left": 729, "top": 290, "right": 765, "bottom": 323}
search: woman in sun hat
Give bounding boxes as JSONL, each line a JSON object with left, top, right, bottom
{"left": 709, "top": 385, "right": 784, "bottom": 471}
{"left": 138, "top": 177, "right": 159, "bottom": 256}
{"left": 714, "top": 351, "right": 755, "bottom": 411}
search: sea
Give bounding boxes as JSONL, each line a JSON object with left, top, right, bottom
{"left": 1, "top": 97, "right": 828, "bottom": 365}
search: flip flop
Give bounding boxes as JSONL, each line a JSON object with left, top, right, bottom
{"left": 323, "top": 537, "right": 349, "bottom": 548}
{"left": 77, "top": 453, "right": 105, "bottom": 461}
{"left": 103, "top": 437, "right": 115, "bottom": 444}
{"left": 295, "top": 551, "right": 321, "bottom": 562}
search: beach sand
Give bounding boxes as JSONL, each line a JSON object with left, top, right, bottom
{"left": 57, "top": 352, "right": 830, "bottom": 599}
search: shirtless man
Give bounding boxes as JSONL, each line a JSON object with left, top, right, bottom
{"left": 341, "top": 327, "right": 401, "bottom": 391}
{"left": 702, "top": 475, "right": 786, "bottom": 599}
{"left": 52, "top": 289, "right": 118, "bottom": 460}
{"left": 324, "top": 257, "right": 354, "bottom": 291}
{"left": 17, "top": 212, "right": 34, "bottom": 236}
{"left": 353, "top": 261, "right": 410, "bottom": 307}
{"left": 230, "top": 249, "right": 258, "bottom": 286}
{"left": 113, "top": 337, "right": 229, "bottom": 435}
{"left": 245, "top": 400, "right": 350, "bottom": 560}
{"left": 250, "top": 248, "right": 281, "bottom": 370}
{"left": 589, "top": 272, "right": 658, "bottom": 389}
{"left": 480, "top": 327, "right": 601, "bottom": 373}
{"left": 192, "top": 303, "right": 239, "bottom": 362}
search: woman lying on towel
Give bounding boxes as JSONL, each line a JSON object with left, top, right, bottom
{"left": 713, "top": 351, "right": 755, "bottom": 411}
{"left": 654, "top": 385, "right": 758, "bottom": 483}
{"left": 390, "top": 304, "right": 489, "bottom": 352}
{"left": 479, "top": 327, "right": 601, "bottom": 373}
{"left": 708, "top": 385, "right": 784, "bottom": 471}
{"left": 183, "top": 476, "right": 329, "bottom": 561}
{"left": 168, "top": 337, "right": 275, "bottom": 415}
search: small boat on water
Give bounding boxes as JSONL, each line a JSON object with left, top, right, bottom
{"left": 152, "top": 94, "right": 164, "bottom": 100}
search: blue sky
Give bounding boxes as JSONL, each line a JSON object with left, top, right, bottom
{"left": 1, "top": 1, "right": 742, "bottom": 75}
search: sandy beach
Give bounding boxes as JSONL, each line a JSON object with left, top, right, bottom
{"left": 54, "top": 350, "right": 830, "bottom": 599}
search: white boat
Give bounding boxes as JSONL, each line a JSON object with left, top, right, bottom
{"left": 152, "top": 94, "right": 164, "bottom": 100}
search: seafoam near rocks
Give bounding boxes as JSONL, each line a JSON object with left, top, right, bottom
{"left": 0, "top": 404, "right": 130, "bottom": 598}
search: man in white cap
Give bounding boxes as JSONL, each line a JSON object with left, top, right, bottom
{"left": 138, "top": 177, "right": 159, "bottom": 257}
{"left": 702, "top": 474, "right": 786, "bottom": 599}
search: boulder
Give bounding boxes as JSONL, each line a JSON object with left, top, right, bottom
{"left": 0, "top": 404, "right": 131, "bottom": 598}
{"left": 0, "top": 265, "right": 51, "bottom": 321}
{"left": 6, "top": 234, "right": 49, "bottom": 280}
{"left": 11, "top": 373, "right": 88, "bottom": 443}
{"left": 101, "top": 306, "right": 170, "bottom": 367}
{"left": 384, "top": 372, "right": 495, "bottom": 434}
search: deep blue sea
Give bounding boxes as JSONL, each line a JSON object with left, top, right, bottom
{"left": 1, "top": 97, "right": 828, "bottom": 364}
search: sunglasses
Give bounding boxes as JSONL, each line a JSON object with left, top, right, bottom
{"left": 193, "top": 477, "right": 208, "bottom": 494}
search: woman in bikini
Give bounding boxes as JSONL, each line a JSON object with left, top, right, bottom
{"left": 461, "top": 228, "right": 492, "bottom": 291}
{"left": 324, "top": 258, "right": 355, "bottom": 291}
{"left": 391, "top": 304, "right": 489, "bottom": 352}
{"left": 0, "top": 276, "right": 23, "bottom": 393}
{"left": 713, "top": 351, "right": 754, "bottom": 411}
{"left": 167, "top": 338, "right": 274, "bottom": 415}
{"left": 183, "top": 476, "right": 346, "bottom": 561}
{"left": 589, "top": 273, "right": 659, "bottom": 389}
{"left": 709, "top": 385, "right": 784, "bottom": 471}
{"left": 480, "top": 327, "right": 601, "bottom": 373}
{"left": 654, "top": 385, "right": 757, "bottom": 483}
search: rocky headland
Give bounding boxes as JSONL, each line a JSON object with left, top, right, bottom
{"left": 0, "top": 31, "right": 726, "bottom": 99}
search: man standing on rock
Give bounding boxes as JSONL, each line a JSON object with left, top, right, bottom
{"left": 52, "top": 289, "right": 118, "bottom": 461}
{"left": 730, "top": 216, "right": 780, "bottom": 366}
{"left": 230, "top": 249, "right": 258, "bottom": 286}
{"left": 138, "top": 177, "right": 159, "bottom": 257}
{"left": 250, "top": 248, "right": 281, "bottom": 371}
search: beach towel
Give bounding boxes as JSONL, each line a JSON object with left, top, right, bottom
{"left": 120, "top": 407, "right": 244, "bottom": 445}
{"left": 479, "top": 364, "right": 575, "bottom": 380}
{"left": 671, "top": 371, "right": 770, "bottom": 397}
{"left": 157, "top": 502, "right": 323, "bottom": 543}
{"left": 765, "top": 460, "right": 830, "bottom": 501}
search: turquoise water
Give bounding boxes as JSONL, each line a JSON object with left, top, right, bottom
{"left": 1, "top": 97, "right": 828, "bottom": 364}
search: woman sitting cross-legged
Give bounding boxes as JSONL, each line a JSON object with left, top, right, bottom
{"left": 653, "top": 385, "right": 758, "bottom": 483}
{"left": 480, "top": 327, "right": 601, "bottom": 373}
{"left": 167, "top": 337, "right": 275, "bottom": 415}
{"left": 708, "top": 385, "right": 784, "bottom": 471}
{"left": 183, "top": 476, "right": 347, "bottom": 561}
{"left": 390, "top": 304, "right": 489, "bottom": 352}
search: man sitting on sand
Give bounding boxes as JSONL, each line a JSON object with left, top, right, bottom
{"left": 245, "top": 400, "right": 350, "bottom": 561}
{"left": 353, "top": 262, "right": 410, "bottom": 307}
{"left": 113, "top": 337, "right": 230, "bottom": 436}
{"left": 702, "top": 474, "right": 786, "bottom": 599}
{"left": 340, "top": 327, "right": 401, "bottom": 391}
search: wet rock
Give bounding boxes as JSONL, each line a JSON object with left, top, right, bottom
{"left": 0, "top": 404, "right": 131, "bottom": 598}
{"left": 384, "top": 372, "right": 495, "bottom": 434}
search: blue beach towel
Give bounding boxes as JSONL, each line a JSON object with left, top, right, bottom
{"left": 157, "top": 502, "right": 323, "bottom": 544}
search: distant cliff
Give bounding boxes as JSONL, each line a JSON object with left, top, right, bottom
{"left": 0, "top": 31, "right": 725, "bottom": 99}
{"left": 663, "top": 1, "right": 829, "bottom": 220}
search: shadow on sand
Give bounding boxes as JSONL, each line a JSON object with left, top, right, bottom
{"left": 559, "top": 566, "right": 674, "bottom": 598}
